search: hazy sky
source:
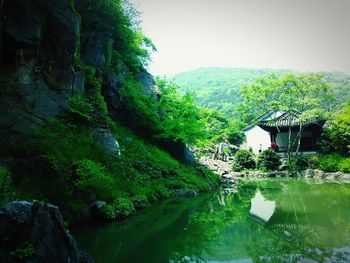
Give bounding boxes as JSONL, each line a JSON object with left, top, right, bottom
{"left": 131, "top": 0, "right": 350, "bottom": 76}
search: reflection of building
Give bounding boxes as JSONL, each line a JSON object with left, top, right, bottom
{"left": 250, "top": 188, "right": 327, "bottom": 233}
{"left": 243, "top": 111, "right": 325, "bottom": 155}
{"left": 249, "top": 190, "right": 276, "bottom": 224}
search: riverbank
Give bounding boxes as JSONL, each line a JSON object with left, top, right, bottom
{"left": 200, "top": 156, "right": 350, "bottom": 183}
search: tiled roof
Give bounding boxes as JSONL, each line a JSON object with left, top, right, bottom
{"left": 258, "top": 111, "right": 324, "bottom": 128}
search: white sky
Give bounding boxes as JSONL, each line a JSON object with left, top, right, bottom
{"left": 131, "top": 0, "right": 350, "bottom": 77}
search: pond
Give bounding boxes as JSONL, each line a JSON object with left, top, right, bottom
{"left": 73, "top": 179, "right": 350, "bottom": 263}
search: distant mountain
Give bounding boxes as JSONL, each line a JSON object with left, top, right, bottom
{"left": 172, "top": 67, "right": 350, "bottom": 117}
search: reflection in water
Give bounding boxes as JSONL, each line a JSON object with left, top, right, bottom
{"left": 249, "top": 190, "right": 276, "bottom": 224}
{"left": 74, "top": 179, "right": 350, "bottom": 263}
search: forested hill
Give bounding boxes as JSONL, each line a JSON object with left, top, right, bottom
{"left": 172, "top": 67, "right": 350, "bottom": 117}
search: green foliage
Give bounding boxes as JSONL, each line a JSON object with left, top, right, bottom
{"left": 157, "top": 78, "right": 206, "bottom": 144}
{"left": 232, "top": 150, "right": 256, "bottom": 171}
{"left": 111, "top": 197, "right": 135, "bottom": 218}
{"left": 0, "top": 0, "right": 221, "bottom": 225}
{"left": 257, "top": 150, "right": 281, "bottom": 171}
{"left": 68, "top": 96, "right": 93, "bottom": 123}
{"left": 76, "top": 0, "right": 156, "bottom": 74}
{"left": 225, "top": 119, "right": 245, "bottom": 145}
{"left": 292, "top": 155, "right": 319, "bottom": 171}
{"left": 0, "top": 166, "right": 13, "bottom": 202}
{"left": 6, "top": 114, "right": 219, "bottom": 221}
{"left": 317, "top": 154, "right": 350, "bottom": 173}
{"left": 121, "top": 78, "right": 159, "bottom": 127}
{"left": 339, "top": 158, "right": 350, "bottom": 173}
{"left": 319, "top": 100, "right": 350, "bottom": 155}
{"left": 239, "top": 72, "right": 333, "bottom": 124}
{"left": 173, "top": 67, "right": 350, "bottom": 120}
{"left": 173, "top": 67, "right": 274, "bottom": 118}
{"left": 284, "top": 155, "right": 317, "bottom": 172}
{"left": 121, "top": 77, "right": 209, "bottom": 145}
{"left": 74, "top": 160, "right": 114, "bottom": 200}
{"left": 318, "top": 154, "right": 343, "bottom": 172}
{"left": 198, "top": 109, "right": 245, "bottom": 146}
{"left": 9, "top": 242, "right": 35, "bottom": 261}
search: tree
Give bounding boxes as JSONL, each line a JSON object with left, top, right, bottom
{"left": 156, "top": 78, "right": 206, "bottom": 145}
{"left": 319, "top": 99, "right": 350, "bottom": 155}
{"left": 239, "top": 72, "right": 334, "bottom": 165}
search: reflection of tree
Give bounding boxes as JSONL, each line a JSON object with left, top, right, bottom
{"left": 248, "top": 225, "right": 350, "bottom": 263}
{"left": 246, "top": 179, "right": 350, "bottom": 263}
{"left": 79, "top": 179, "right": 350, "bottom": 262}
{"left": 177, "top": 179, "right": 350, "bottom": 263}
{"left": 172, "top": 181, "right": 258, "bottom": 260}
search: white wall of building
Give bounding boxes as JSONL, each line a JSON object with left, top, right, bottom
{"left": 244, "top": 126, "right": 271, "bottom": 154}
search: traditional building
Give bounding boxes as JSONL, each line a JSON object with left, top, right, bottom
{"left": 243, "top": 111, "right": 325, "bottom": 155}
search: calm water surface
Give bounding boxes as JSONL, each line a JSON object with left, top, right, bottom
{"left": 73, "top": 179, "right": 350, "bottom": 263}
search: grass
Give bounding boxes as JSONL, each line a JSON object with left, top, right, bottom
{"left": 0, "top": 114, "right": 219, "bottom": 222}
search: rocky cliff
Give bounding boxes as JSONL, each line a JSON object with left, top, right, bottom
{"left": 0, "top": 0, "right": 193, "bottom": 163}
{"left": 0, "top": 0, "right": 144, "bottom": 151}
{"left": 0, "top": 201, "right": 93, "bottom": 262}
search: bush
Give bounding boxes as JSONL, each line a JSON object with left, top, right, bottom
{"left": 290, "top": 155, "right": 319, "bottom": 171}
{"left": 68, "top": 96, "right": 93, "bottom": 123}
{"left": 319, "top": 100, "right": 350, "bottom": 155}
{"left": 232, "top": 150, "right": 255, "bottom": 171}
{"left": 318, "top": 154, "right": 343, "bottom": 172}
{"left": 0, "top": 166, "right": 13, "bottom": 201}
{"left": 74, "top": 159, "right": 114, "bottom": 200}
{"left": 257, "top": 150, "right": 281, "bottom": 171}
{"left": 339, "top": 158, "right": 350, "bottom": 173}
{"left": 112, "top": 197, "right": 135, "bottom": 218}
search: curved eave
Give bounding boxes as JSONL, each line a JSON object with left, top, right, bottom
{"left": 258, "top": 121, "right": 325, "bottom": 132}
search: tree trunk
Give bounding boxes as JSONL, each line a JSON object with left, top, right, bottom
{"left": 287, "top": 122, "right": 292, "bottom": 165}
{"left": 294, "top": 124, "right": 303, "bottom": 159}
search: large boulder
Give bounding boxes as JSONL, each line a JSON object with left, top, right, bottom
{"left": 92, "top": 128, "right": 121, "bottom": 156}
{"left": 0, "top": 201, "right": 93, "bottom": 263}
{"left": 157, "top": 140, "right": 196, "bottom": 164}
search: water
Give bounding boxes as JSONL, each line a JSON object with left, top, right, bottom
{"left": 73, "top": 179, "right": 350, "bottom": 263}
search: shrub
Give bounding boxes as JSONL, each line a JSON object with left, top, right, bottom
{"left": 74, "top": 159, "right": 114, "bottom": 200}
{"left": 318, "top": 153, "right": 343, "bottom": 172}
{"left": 290, "top": 155, "right": 319, "bottom": 171}
{"left": 319, "top": 100, "right": 350, "bottom": 155}
{"left": 232, "top": 150, "right": 255, "bottom": 171}
{"left": 257, "top": 150, "right": 281, "bottom": 171}
{"left": 339, "top": 158, "right": 350, "bottom": 173}
{"left": 112, "top": 197, "right": 135, "bottom": 218}
{"left": 68, "top": 96, "right": 93, "bottom": 123}
{"left": 0, "top": 166, "right": 13, "bottom": 201}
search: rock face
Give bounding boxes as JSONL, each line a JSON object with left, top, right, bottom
{"left": 0, "top": 0, "right": 196, "bottom": 164}
{"left": 0, "top": 201, "right": 93, "bottom": 263}
{"left": 0, "top": 0, "right": 82, "bottom": 137}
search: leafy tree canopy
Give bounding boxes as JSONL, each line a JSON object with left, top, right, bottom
{"left": 238, "top": 72, "right": 334, "bottom": 124}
